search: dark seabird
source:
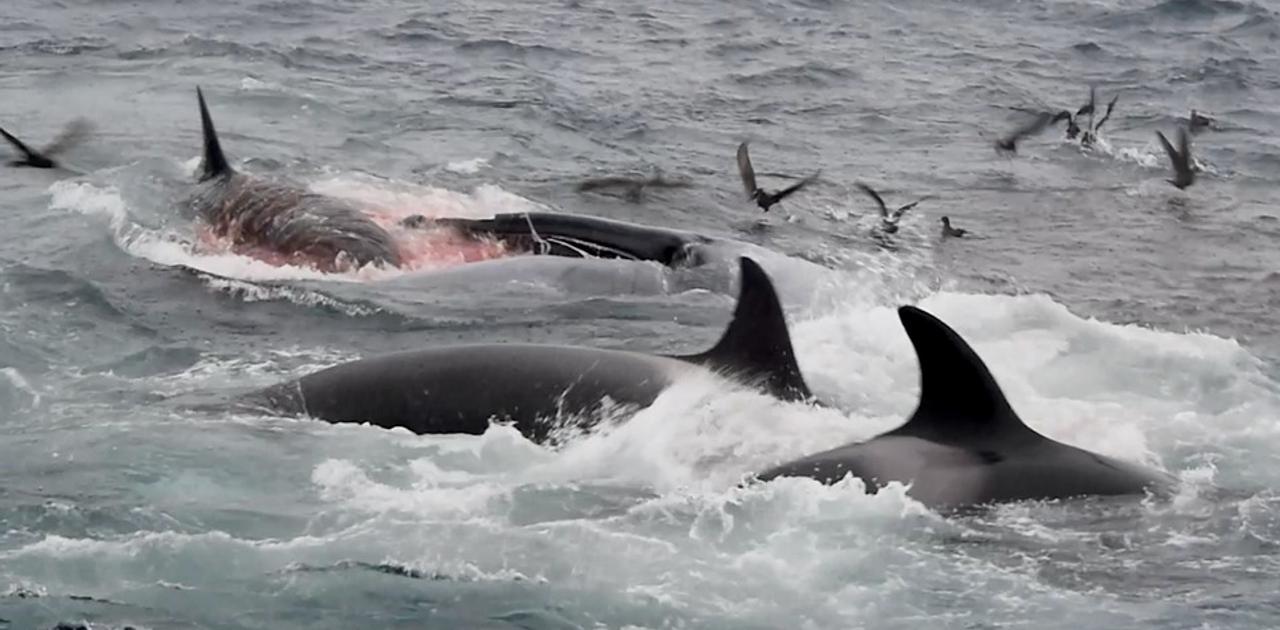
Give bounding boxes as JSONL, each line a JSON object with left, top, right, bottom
{"left": 1155, "top": 128, "right": 1194, "bottom": 190}
{"left": 855, "top": 182, "right": 929, "bottom": 234}
{"left": 0, "top": 118, "right": 93, "bottom": 168}
{"left": 1065, "top": 115, "right": 1082, "bottom": 140}
{"left": 1076, "top": 86, "right": 1096, "bottom": 121}
{"left": 575, "top": 174, "right": 693, "bottom": 202}
{"left": 940, "top": 216, "right": 968, "bottom": 238}
{"left": 736, "top": 142, "right": 818, "bottom": 212}
{"left": 995, "top": 111, "right": 1072, "bottom": 154}
{"left": 1189, "top": 110, "right": 1214, "bottom": 134}
{"left": 1082, "top": 94, "right": 1119, "bottom": 147}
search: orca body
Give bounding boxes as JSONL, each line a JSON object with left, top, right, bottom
{"left": 187, "top": 88, "right": 402, "bottom": 272}
{"left": 758, "top": 306, "right": 1174, "bottom": 509}
{"left": 244, "top": 258, "right": 814, "bottom": 443}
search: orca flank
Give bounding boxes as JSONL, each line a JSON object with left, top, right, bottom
{"left": 242, "top": 257, "right": 814, "bottom": 443}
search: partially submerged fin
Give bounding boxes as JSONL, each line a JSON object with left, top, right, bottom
{"left": 196, "top": 87, "right": 232, "bottom": 181}
{"left": 675, "top": 257, "right": 813, "bottom": 402}
{"left": 0, "top": 126, "right": 55, "bottom": 168}
{"left": 887, "top": 306, "right": 1040, "bottom": 443}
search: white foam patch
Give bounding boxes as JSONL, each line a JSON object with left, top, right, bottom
{"left": 198, "top": 276, "right": 380, "bottom": 316}
{"left": 307, "top": 173, "right": 547, "bottom": 223}
{"left": 312, "top": 458, "right": 508, "bottom": 516}
{"left": 444, "top": 157, "right": 489, "bottom": 174}
{"left": 0, "top": 367, "right": 42, "bottom": 408}
{"left": 239, "top": 76, "right": 279, "bottom": 91}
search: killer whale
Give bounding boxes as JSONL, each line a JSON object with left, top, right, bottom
{"left": 242, "top": 257, "right": 814, "bottom": 443}
{"left": 187, "top": 88, "right": 403, "bottom": 272}
{"left": 758, "top": 305, "right": 1175, "bottom": 509}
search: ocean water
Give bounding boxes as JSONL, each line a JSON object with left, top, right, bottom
{"left": 2, "top": 0, "right": 1280, "bottom": 628}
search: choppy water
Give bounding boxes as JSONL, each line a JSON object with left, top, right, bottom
{"left": 2, "top": 0, "right": 1280, "bottom": 628}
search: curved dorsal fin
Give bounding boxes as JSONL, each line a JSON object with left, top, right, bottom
{"left": 888, "top": 306, "right": 1040, "bottom": 443}
{"left": 675, "top": 257, "right": 814, "bottom": 402}
{"left": 196, "top": 87, "right": 232, "bottom": 182}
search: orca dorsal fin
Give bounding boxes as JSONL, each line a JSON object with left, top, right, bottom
{"left": 675, "top": 257, "right": 814, "bottom": 402}
{"left": 888, "top": 306, "right": 1041, "bottom": 443}
{"left": 196, "top": 87, "right": 232, "bottom": 182}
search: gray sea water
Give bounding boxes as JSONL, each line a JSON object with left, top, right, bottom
{"left": 3, "top": 0, "right": 1280, "bottom": 628}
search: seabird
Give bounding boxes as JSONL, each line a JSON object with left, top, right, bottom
{"left": 1155, "top": 127, "right": 1194, "bottom": 190}
{"left": 575, "top": 174, "right": 693, "bottom": 202}
{"left": 940, "top": 216, "right": 968, "bottom": 238}
{"left": 1082, "top": 94, "right": 1119, "bottom": 147}
{"left": 995, "top": 110, "right": 1072, "bottom": 154}
{"left": 0, "top": 118, "right": 93, "bottom": 169}
{"left": 1065, "top": 115, "right": 1082, "bottom": 140}
{"left": 1076, "top": 86, "right": 1096, "bottom": 121}
{"left": 1189, "top": 110, "right": 1214, "bottom": 134}
{"left": 855, "top": 182, "right": 929, "bottom": 234}
{"left": 736, "top": 142, "right": 818, "bottom": 212}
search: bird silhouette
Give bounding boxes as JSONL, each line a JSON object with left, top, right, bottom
{"left": 995, "top": 111, "right": 1071, "bottom": 154}
{"left": 736, "top": 142, "right": 818, "bottom": 212}
{"left": 1155, "top": 128, "right": 1194, "bottom": 190}
{"left": 576, "top": 174, "right": 692, "bottom": 202}
{"left": 856, "top": 182, "right": 930, "bottom": 234}
{"left": 940, "top": 216, "right": 968, "bottom": 238}
{"left": 0, "top": 118, "right": 93, "bottom": 169}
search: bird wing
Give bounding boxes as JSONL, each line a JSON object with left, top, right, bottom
{"left": 1094, "top": 95, "right": 1119, "bottom": 132}
{"left": 40, "top": 118, "right": 93, "bottom": 157}
{"left": 999, "top": 111, "right": 1054, "bottom": 145}
{"left": 893, "top": 196, "right": 931, "bottom": 220}
{"left": 773, "top": 171, "right": 818, "bottom": 201}
{"left": 1076, "top": 86, "right": 1096, "bottom": 119}
{"left": 1155, "top": 130, "right": 1183, "bottom": 175}
{"left": 1086, "top": 86, "right": 1096, "bottom": 129}
{"left": 0, "top": 126, "right": 41, "bottom": 161}
{"left": 1176, "top": 127, "right": 1192, "bottom": 174}
{"left": 736, "top": 142, "right": 758, "bottom": 197}
{"left": 855, "top": 182, "right": 889, "bottom": 218}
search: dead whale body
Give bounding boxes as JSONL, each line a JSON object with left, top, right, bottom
{"left": 187, "top": 88, "right": 402, "bottom": 272}
{"left": 758, "top": 306, "right": 1175, "bottom": 509}
{"left": 242, "top": 257, "right": 814, "bottom": 443}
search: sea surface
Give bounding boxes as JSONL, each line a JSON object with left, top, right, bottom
{"left": 2, "top": 0, "right": 1280, "bottom": 628}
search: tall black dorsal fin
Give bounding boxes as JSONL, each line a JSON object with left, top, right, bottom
{"left": 888, "top": 306, "right": 1041, "bottom": 443}
{"left": 0, "top": 126, "right": 55, "bottom": 168}
{"left": 196, "top": 87, "right": 232, "bottom": 182}
{"left": 674, "top": 257, "right": 813, "bottom": 402}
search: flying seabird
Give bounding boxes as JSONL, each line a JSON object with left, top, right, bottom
{"left": 995, "top": 110, "right": 1072, "bottom": 154}
{"left": 0, "top": 118, "right": 93, "bottom": 169}
{"left": 736, "top": 142, "right": 818, "bottom": 212}
{"left": 855, "top": 182, "right": 929, "bottom": 234}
